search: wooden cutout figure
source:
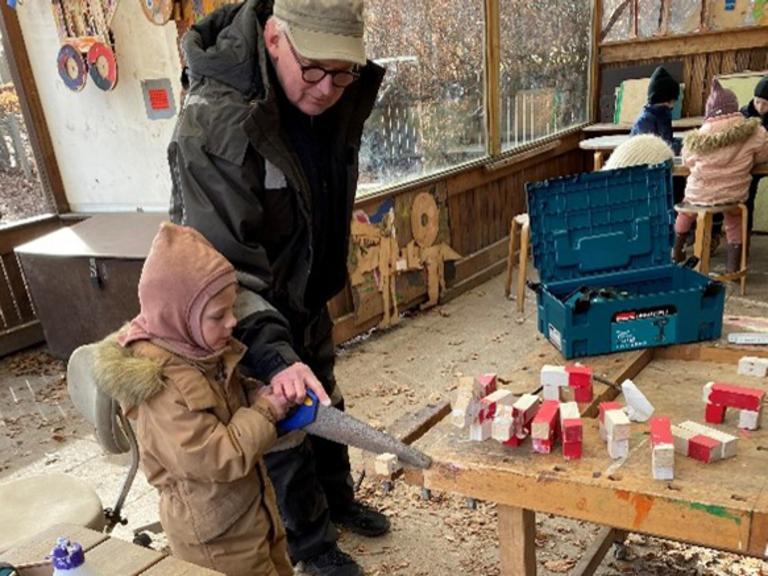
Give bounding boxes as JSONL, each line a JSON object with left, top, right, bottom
{"left": 379, "top": 209, "right": 400, "bottom": 328}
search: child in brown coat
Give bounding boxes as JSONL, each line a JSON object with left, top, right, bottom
{"left": 94, "top": 222, "right": 294, "bottom": 576}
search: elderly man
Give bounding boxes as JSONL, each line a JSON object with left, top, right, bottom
{"left": 167, "top": 1, "right": 386, "bottom": 574}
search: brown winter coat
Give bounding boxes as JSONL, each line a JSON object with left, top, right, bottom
{"left": 93, "top": 333, "right": 293, "bottom": 576}
{"left": 682, "top": 114, "right": 768, "bottom": 205}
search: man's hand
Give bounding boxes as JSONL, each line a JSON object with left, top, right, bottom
{"left": 271, "top": 362, "right": 331, "bottom": 406}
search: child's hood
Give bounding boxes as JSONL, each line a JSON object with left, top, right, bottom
{"left": 92, "top": 332, "right": 165, "bottom": 408}
{"left": 683, "top": 115, "right": 762, "bottom": 159}
{"left": 119, "top": 222, "right": 237, "bottom": 357}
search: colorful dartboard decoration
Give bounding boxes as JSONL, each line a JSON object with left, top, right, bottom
{"left": 52, "top": 0, "right": 119, "bottom": 92}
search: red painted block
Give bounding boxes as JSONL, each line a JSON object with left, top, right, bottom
{"left": 475, "top": 373, "right": 498, "bottom": 397}
{"left": 573, "top": 385, "right": 594, "bottom": 403}
{"left": 561, "top": 418, "right": 582, "bottom": 443}
{"left": 649, "top": 416, "right": 673, "bottom": 446}
{"left": 532, "top": 400, "right": 560, "bottom": 438}
{"left": 563, "top": 441, "right": 582, "bottom": 460}
{"left": 565, "top": 364, "right": 593, "bottom": 388}
{"left": 704, "top": 402, "right": 726, "bottom": 424}
{"left": 688, "top": 434, "right": 720, "bottom": 463}
{"left": 709, "top": 383, "right": 764, "bottom": 412}
{"left": 599, "top": 401, "right": 622, "bottom": 424}
{"left": 503, "top": 436, "right": 523, "bottom": 448}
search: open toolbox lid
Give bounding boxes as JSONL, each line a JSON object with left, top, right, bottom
{"left": 526, "top": 163, "right": 674, "bottom": 285}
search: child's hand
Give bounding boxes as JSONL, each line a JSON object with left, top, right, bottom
{"left": 256, "top": 386, "right": 292, "bottom": 421}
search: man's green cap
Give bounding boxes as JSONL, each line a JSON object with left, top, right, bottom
{"left": 273, "top": 0, "right": 366, "bottom": 66}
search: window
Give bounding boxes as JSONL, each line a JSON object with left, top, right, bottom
{"left": 359, "top": 0, "right": 486, "bottom": 195}
{"left": 499, "top": 0, "right": 593, "bottom": 150}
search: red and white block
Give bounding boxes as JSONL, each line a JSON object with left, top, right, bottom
{"left": 559, "top": 401, "right": 582, "bottom": 460}
{"left": 649, "top": 416, "right": 674, "bottom": 480}
{"left": 703, "top": 381, "right": 764, "bottom": 431}
{"left": 672, "top": 420, "right": 738, "bottom": 463}
{"left": 502, "top": 393, "right": 540, "bottom": 448}
{"left": 451, "top": 377, "right": 482, "bottom": 429}
{"left": 539, "top": 364, "right": 593, "bottom": 403}
{"left": 598, "top": 401, "right": 623, "bottom": 441}
{"left": 604, "top": 408, "right": 631, "bottom": 459}
{"left": 532, "top": 400, "right": 560, "bottom": 454}
{"left": 475, "top": 373, "right": 498, "bottom": 398}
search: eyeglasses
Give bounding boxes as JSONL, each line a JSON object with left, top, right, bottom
{"left": 286, "top": 39, "right": 360, "bottom": 88}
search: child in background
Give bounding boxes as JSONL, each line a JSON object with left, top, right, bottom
{"left": 630, "top": 66, "right": 681, "bottom": 153}
{"left": 673, "top": 80, "right": 768, "bottom": 272}
{"left": 93, "top": 223, "right": 294, "bottom": 576}
{"left": 740, "top": 75, "right": 768, "bottom": 243}
{"left": 602, "top": 133, "right": 674, "bottom": 171}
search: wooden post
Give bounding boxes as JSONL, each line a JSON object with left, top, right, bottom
{"left": 590, "top": 0, "right": 602, "bottom": 123}
{"left": 498, "top": 505, "right": 537, "bottom": 576}
{"left": 484, "top": 0, "right": 501, "bottom": 156}
{"left": 0, "top": 3, "right": 68, "bottom": 214}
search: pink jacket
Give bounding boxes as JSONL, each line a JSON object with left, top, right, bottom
{"left": 682, "top": 114, "right": 768, "bottom": 205}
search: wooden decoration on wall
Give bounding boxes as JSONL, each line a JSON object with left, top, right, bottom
{"left": 348, "top": 192, "right": 460, "bottom": 329}
{"left": 51, "top": 0, "right": 119, "bottom": 91}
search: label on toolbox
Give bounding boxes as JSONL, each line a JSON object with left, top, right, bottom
{"left": 611, "top": 306, "right": 677, "bottom": 351}
{"left": 548, "top": 323, "right": 563, "bottom": 351}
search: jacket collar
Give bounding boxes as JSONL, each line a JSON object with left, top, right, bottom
{"left": 684, "top": 116, "right": 762, "bottom": 155}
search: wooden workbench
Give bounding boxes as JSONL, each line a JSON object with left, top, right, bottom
{"left": 407, "top": 343, "right": 768, "bottom": 576}
{"left": 0, "top": 524, "right": 224, "bottom": 575}
{"left": 583, "top": 117, "right": 704, "bottom": 135}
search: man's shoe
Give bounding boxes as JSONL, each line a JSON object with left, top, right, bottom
{"left": 331, "top": 501, "right": 391, "bottom": 537}
{"left": 297, "top": 545, "right": 363, "bottom": 576}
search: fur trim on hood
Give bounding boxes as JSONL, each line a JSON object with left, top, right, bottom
{"left": 683, "top": 116, "right": 762, "bottom": 155}
{"left": 92, "top": 332, "right": 165, "bottom": 407}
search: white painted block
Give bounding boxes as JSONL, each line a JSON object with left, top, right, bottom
{"left": 702, "top": 381, "right": 714, "bottom": 403}
{"left": 542, "top": 383, "right": 560, "bottom": 401}
{"left": 652, "top": 464, "right": 674, "bottom": 481}
{"left": 738, "top": 356, "right": 768, "bottom": 378}
{"left": 738, "top": 407, "right": 762, "bottom": 431}
{"left": 607, "top": 437, "right": 629, "bottom": 459}
{"left": 652, "top": 443, "right": 675, "bottom": 468}
{"left": 374, "top": 453, "right": 400, "bottom": 475}
{"left": 605, "top": 409, "right": 631, "bottom": 441}
{"left": 559, "top": 401, "right": 580, "bottom": 420}
{"left": 469, "top": 420, "right": 492, "bottom": 441}
{"left": 540, "top": 364, "right": 568, "bottom": 387}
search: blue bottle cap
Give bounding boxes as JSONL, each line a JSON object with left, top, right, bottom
{"left": 50, "top": 537, "right": 85, "bottom": 570}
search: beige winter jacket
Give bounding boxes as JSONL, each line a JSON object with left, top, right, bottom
{"left": 682, "top": 114, "right": 768, "bottom": 206}
{"left": 93, "top": 334, "right": 292, "bottom": 575}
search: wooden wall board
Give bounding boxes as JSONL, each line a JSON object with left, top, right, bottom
{"left": 410, "top": 344, "right": 768, "bottom": 557}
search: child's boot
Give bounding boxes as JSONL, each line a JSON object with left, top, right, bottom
{"left": 672, "top": 233, "right": 688, "bottom": 263}
{"left": 726, "top": 243, "right": 742, "bottom": 274}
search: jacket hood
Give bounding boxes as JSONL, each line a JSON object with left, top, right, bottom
{"left": 92, "top": 333, "right": 165, "bottom": 407}
{"left": 119, "top": 222, "right": 237, "bottom": 358}
{"left": 683, "top": 116, "right": 762, "bottom": 155}
{"left": 182, "top": 0, "right": 273, "bottom": 97}
{"left": 741, "top": 101, "right": 768, "bottom": 129}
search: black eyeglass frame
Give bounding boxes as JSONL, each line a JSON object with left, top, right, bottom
{"left": 285, "top": 39, "right": 361, "bottom": 88}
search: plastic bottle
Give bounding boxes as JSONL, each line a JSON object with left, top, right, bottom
{"left": 49, "top": 537, "right": 96, "bottom": 576}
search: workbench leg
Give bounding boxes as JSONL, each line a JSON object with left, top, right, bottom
{"left": 498, "top": 505, "right": 537, "bottom": 576}
{"left": 571, "top": 527, "right": 628, "bottom": 576}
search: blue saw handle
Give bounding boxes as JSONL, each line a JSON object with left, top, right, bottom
{"left": 277, "top": 389, "right": 320, "bottom": 435}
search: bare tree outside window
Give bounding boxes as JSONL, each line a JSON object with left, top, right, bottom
{"left": 359, "top": 0, "right": 486, "bottom": 195}
{"left": 500, "top": 0, "right": 592, "bottom": 150}
{"left": 0, "top": 29, "right": 54, "bottom": 225}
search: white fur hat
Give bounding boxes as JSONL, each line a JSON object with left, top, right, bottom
{"left": 603, "top": 134, "right": 675, "bottom": 170}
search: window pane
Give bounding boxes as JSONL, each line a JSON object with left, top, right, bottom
{"left": 668, "top": 0, "right": 701, "bottom": 34}
{"left": 500, "top": 0, "right": 592, "bottom": 151}
{"left": 0, "top": 31, "right": 54, "bottom": 225}
{"left": 601, "top": 0, "right": 631, "bottom": 41}
{"left": 359, "top": 1, "right": 486, "bottom": 196}
{"left": 638, "top": 0, "right": 663, "bottom": 37}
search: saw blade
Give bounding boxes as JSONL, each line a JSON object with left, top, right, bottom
{"left": 306, "top": 405, "right": 431, "bottom": 469}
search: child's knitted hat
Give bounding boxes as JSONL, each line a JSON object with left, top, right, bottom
{"left": 705, "top": 79, "right": 739, "bottom": 119}
{"left": 647, "top": 66, "right": 680, "bottom": 104}
{"left": 603, "top": 134, "right": 675, "bottom": 170}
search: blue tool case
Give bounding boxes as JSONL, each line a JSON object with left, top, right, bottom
{"left": 526, "top": 163, "right": 725, "bottom": 359}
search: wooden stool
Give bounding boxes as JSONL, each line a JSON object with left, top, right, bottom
{"left": 673, "top": 202, "right": 748, "bottom": 295}
{"left": 504, "top": 214, "right": 530, "bottom": 313}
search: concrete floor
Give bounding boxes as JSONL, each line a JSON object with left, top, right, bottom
{"left": 2, "top": 236, "right": 768, "bottom": 574}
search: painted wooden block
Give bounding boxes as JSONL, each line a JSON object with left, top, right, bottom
{"left": 704, "top": 402, "right": 726, "bottom": 424}
{"left": 374, "top": 453, "right": 401, "bottom": 475}
{"left": 737, "top": 356, "right": 768, "bottom": 378}
{"left": 605, "top": 409, "right": 631, "bottom": 441}
{"left": 708, "top": 382, "right": 764, "bottom": 411}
